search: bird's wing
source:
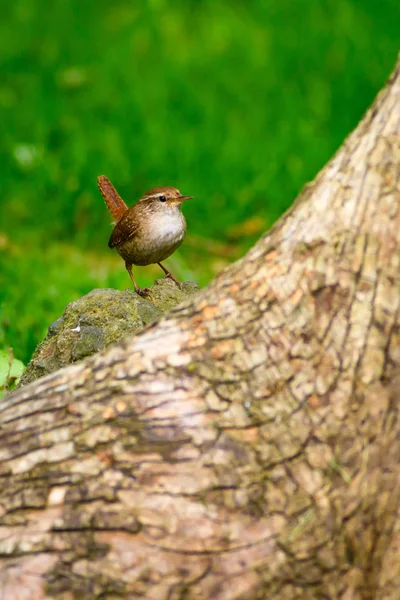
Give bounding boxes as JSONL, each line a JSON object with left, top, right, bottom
{"left": 108, "top": 212, "right": 137, "bottom": 248}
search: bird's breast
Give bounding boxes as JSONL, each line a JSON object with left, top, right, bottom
{"left": 117, "top": 210, "right": 186, "bottom": 266}
{"left": 153, "top": 211, "right": 186, "bottom": 245}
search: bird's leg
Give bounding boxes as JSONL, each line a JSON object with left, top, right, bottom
{"left": 157, "top": 262, "right": 182, "bottom": 288}
{"left": 125, "top": 263, "right": 150, "bottom": 297}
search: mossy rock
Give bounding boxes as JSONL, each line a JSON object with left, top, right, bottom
{"left": 19, "top": 279, "right": 199, "bottom": 387}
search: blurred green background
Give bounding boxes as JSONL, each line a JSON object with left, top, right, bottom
{"left": 0, "top": 0, "right": 399, "bottom": 366}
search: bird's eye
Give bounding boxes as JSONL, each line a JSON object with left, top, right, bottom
{"left": 159, "top": 195, "right": 166, "bottom": 202}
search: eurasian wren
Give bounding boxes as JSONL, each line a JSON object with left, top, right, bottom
{"left": 97, "top": 175, "right": 193, "bottom": 296}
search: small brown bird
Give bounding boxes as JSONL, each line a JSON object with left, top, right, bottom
{"left": 97, "top": 175, "right": 193, "bottom": 296}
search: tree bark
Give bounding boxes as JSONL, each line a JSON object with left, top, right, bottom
{"left": 1, "top": 58, "right": 400, "bottom": 600}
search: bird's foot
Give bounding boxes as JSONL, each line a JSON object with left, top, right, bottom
{"left": 166, "top": 273, "right": 183, "bottom": 289}
{"left": 136, "top": 286, "right": 152, "bottom": 297}
{"left": 157, "top": 263, "right": 183, "bottom": 288}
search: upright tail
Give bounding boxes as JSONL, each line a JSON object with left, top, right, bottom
{"left": 97, "top": 175, "right": 128, "bottom": 223}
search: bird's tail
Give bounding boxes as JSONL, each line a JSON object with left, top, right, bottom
{"left": 97, "top": 175, "right": 128, "bottom": 223}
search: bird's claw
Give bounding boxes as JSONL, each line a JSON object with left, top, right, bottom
{"left": 136, "top": 287, "right": 152, "bottom": 297}
{"left": 166, "top": 274, "right": 183, "bottom": 289}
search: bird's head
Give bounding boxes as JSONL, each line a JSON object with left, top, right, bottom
{"left": 140, "top": 186, "right": 193, "bottom": 208}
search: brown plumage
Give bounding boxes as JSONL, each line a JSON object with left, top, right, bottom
{"left": 108, "top": 210, "right": 137, "bottom": 249}
{"left": 97, "top": 176, "right": 193, "bottom": 296}
{"left": 97, "top": 175, "right": 127, "bottom": 222}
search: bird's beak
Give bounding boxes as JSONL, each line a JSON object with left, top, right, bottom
{"left": 177, "top": 195, "right": 193, "bottom": 201}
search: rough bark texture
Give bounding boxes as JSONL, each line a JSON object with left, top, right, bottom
{"left": 1, "top": 59, "right": 400, "bottom": 600}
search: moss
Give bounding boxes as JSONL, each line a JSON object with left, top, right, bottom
{"left": 18, "top": 280, "right": 199, "bottom": 387}
{"left": 72, "top": 326, "right": 105, "bottom": 360}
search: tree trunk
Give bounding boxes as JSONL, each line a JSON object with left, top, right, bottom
{"left": 1, "top": 59, "right": 400, "bottom": 600}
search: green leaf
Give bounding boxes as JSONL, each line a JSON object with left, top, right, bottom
{"left": 0, "top": 349, "right": 25, "bottom": 393}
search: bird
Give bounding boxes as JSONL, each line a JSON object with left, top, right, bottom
{"left": 97, "top": 175, "right": 193, "bottom": 296}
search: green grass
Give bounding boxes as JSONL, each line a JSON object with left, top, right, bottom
{"left": 0, "top": 0, "right": 399, "bottom": 364}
